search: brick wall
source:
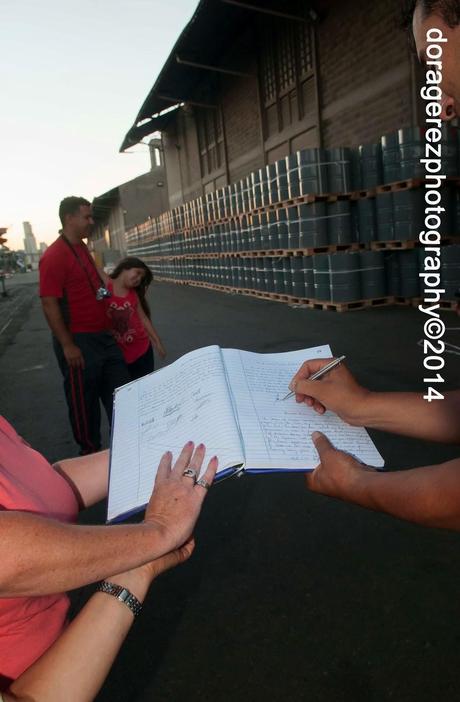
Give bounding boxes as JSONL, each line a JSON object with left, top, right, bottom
{"left": 221, "top": 56, "right": 265, "bottom": 182}
{"left": 318, "top": 0, "right": 415, "bottom": 146}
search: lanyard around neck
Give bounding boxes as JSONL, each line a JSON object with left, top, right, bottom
{"left": 60, "top": 234, "right": 105, "bottom": 295}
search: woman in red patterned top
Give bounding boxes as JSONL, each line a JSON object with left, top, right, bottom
{"left": 106, "top": 258, "right": 166, "bottom": 380}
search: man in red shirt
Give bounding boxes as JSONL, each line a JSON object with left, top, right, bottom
{"left": 39, "top": 196, "right": 130, "bottom": 454}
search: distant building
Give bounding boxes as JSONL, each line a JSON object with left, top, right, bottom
{"left": 23, "top": 221, "right": 38, "bottom": 254}
{"left": 39, "top": 242, "right": 48, "bottom": 253}
{"left": 22, "top": 222, "right": 40, "bottom": 270}
{"left": 89, "top": 138, "right": 168, "bottom": 265}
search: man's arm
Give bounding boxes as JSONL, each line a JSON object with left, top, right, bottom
{"left": 354, "top": 389, "right": 460, "bottom": 444}
{"left": 308, "top": 431, "right": 460, "bottom": 530}
{"left": 41, "top": 297, "right": 84, "bottom": 369}
{"left": 53, "top": 450, "right": 109, "bottom": 509}
{"left": 291, "top": 358, "right": 460, "bottom": 444}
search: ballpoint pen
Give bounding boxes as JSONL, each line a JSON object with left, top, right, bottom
{"left": 280, "top": 355, "right": 347, "bottom": 401}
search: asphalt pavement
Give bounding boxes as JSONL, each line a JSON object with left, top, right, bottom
{"left": 1, "top": 273, "right": 460, "bottom": 702}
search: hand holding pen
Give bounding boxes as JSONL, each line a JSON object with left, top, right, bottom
{"left": 281, "top": 356, "right": 346, "bottom": 401}
{"left": 286, "top": 356, "right": 371, "bottom": 426}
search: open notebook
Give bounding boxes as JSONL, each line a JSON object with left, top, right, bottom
{"left": 108, "top": 344, "right": 384, "bottom": 522}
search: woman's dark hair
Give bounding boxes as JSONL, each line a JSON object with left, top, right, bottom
{"left": 110, "top": 257, "right": 153, "bottom": 318}
{"left": 403, "top": 0, "right": 460, "bottom": 30}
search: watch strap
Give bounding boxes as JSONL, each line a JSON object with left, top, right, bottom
{"left": 96, "top": 580, "right": 143, "bottom": 617}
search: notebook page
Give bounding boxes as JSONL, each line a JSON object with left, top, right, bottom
{"left": 108, "top": 345, "right": 244, "bottom": 521}
{"left": 222, "top": 346, "right": 384, "bottom": 470}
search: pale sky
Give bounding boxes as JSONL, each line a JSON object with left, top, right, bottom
{"left": 0, "top": 0, "right": 198, "bottom": 250}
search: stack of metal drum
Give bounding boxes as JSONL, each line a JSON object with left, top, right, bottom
{"left": 130, "top": 125, "right": 460, "bottom": 306}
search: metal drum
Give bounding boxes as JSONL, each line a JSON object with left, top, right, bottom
{"left": 299, "top": 202, "right": 328, "bottom": 248}
{"left": 359, "top": 250, "right": 386, "bottom": 299}
{"left": 350, "top": 147, "right": 362, "bottom": 190}
{"left": 298, "top": 148, "right": 329, "bottom": 195}
{"left": 277, "top": 208, "right": 289, "bottom": 249}
{"left": 273, "top": 257, "right": 285, "bottom": 294}
{"left": 276, "top": 159, "right": 289, "bottom": 202}
{"left": 283, "top": 257, "right": 293, "bottom": 295}
{"left": 326, "top": 147, "right": 353, "bottom": 193}
{"left": 252, "top": 213, "right": 262, "bottom": 251}
{"left": 264, "top": 257, "right": 275, "bottom": 293}
{"left": 267, "top": 211, "right": 279, "bottom": 250}
{"left": 398, "top": 250, "right": 420, "bottom": 298}
{"left": 255, "top": 257, "right": 266, "bottom": 292}
{"left": 251, "top": 171, "right": 263, "bottom": 209}
{"left": 287, "top": 205, "right": 300, "bottom": 250}
{"left": 266, "top": 164, "right": 279, "bottom": 205}
{"left": 440, "top": 244, "right": 460, "bottom": 298}
{"left": 260, "top": 168, "right": 271, "bottom": 208}
{"left": 398, "top": 127, "right": 425, "bottom": 180}
{"left": 287, "top": 153, "right": 300, "bottom": 198}
{"left": 290, "top": 257, "right": 306, "bottom": 297}
{"left": 304, "top": 256, "right": 315, "bottom": 298}
{"left": 240, "top": 214, "right": 250, "bottom": 252}
{"left": 440, "top": 124, "right": 458, "bottom": 176}
{"left": 393, "top": 189, "right": 424, "bottom": 241}
{"left": 381, "top": 131, "right": 401, "bottom": 184}
{"left": 376, "top": 192, "right": 394, "bottom": 241}
{"left": 357, "top": 198, "right": 377, "bottom": 243}
{"left": 359, "top": 142, "right": 383, "bottom": 189}
{"left": 260, "top": 211, "right": 270, "bottom": 250}
{"left": 329, "top": 251, "right": 361, "bottom": 302}
{"left": 385, "top": 252, "right": 401, "bottom": 297}
{"left": 313, "top": 253, "right": 331, "bottom": 301}
{"left": 327, "top": 201, "right": 353, "bottom": 245}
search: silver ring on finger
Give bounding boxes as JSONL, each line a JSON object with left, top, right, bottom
{"left": 182, "top": 467, "right": 198, "bottom": 481}
{"left": 196, "top": 477, "right": 210, "bottom": 491}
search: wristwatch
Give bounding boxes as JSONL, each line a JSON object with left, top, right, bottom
{"left": 96, "top": 580, "right": 143, "bottom": 617}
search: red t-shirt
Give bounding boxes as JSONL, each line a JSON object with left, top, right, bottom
{"left": 105, "top": 282, "right": 150, "bottom": 364}
{"left": 0, "top": 417, "right": 79, "bottom": 682}
{"left": 39, "top": 236, "right": 109, "bottom": 333}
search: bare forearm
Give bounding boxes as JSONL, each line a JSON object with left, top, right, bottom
{"left": 0, "top": 512, "right": 167, "bottom": 597}
{"left": 341, "top": 459, "right": 460, "bottom": 529}
{"left": 6, "top": 570, "right": 150, "bottom": 702}
{"left": 41, "top": 298, "right": 73, "bottom": 347}
{"left": 54, "top": 450, "right": 109, "bottom": 509}
{"left": 356, "top": 390, "right": 460, "bottom": 444}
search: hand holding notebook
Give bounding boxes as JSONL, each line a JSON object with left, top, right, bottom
{"left": 108, "top": 344, "right": 384, "bottom": 522}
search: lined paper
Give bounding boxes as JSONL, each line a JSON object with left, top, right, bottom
{"left": 222, "top": 346, "right": 384, "bottom": 470}
{"left": 108, "top": 345, "right": 244, "bottom": 521}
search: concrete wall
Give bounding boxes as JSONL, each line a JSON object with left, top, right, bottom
{"left": 119, "top": 170, "right": 168, "bottom": 227}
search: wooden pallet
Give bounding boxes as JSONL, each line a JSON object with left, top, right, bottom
{"left": 350, "top": 188, "right": 377, "bottom": 201}
{"left": 309, "top": 296, "right": 396, "bottom": 312}
{"left": 411, "top": 297, "right": 459, "bottom": 311}
{"left": 155, "top": 278, "right": 400, "bottom": 312}
{"left": 375, "top": 178, "right": 424, "bottom": 194}
{"left": 370, "top": 239, "right": 417, "bottom": 250}
{"left": 393, "top": 296, "right": 412, "bottom": 306}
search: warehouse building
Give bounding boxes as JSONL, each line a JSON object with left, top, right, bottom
{"left": 120, "top": 0, "right": 426, "bottom": 207}
{"left": 118, "top": 0, "right": 459, "bottom": 310}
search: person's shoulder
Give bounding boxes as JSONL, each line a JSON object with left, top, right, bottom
{"left": 40, "top": 236, "right": 67, "bottom": 261}
{"left": 40, "top": 237, "right": 69, "bottom": 268}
